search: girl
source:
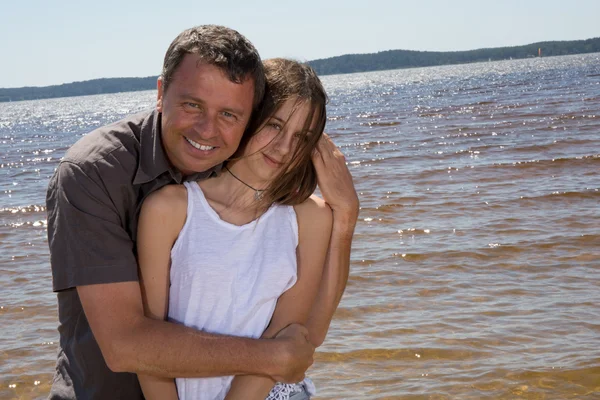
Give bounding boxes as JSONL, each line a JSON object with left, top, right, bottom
{"left": 137, "top": 58, "right": 333, "bottom": 400}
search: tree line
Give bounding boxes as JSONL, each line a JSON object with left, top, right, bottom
{"left": 0, "top": 77, "right": 157, "bottom": 103}
{"left": 1, "top": 38, "right": 599, "bottom": 102}
{"left": 308, "top": 37, "right": 600, "bottom": 75}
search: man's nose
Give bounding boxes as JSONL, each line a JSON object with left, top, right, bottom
{"left": 194, "top": 114, "right": 218, "bottom": 139}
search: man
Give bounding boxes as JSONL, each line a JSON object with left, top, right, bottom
{"left": 47, "top": 25, "right": 358, "bottom": 399}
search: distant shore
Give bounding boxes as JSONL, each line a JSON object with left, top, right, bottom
{"left": 1, "top": 37, "right": 599, "bottom": 103}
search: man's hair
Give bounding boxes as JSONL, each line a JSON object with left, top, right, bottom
{"left": 161, "top": 25, "right": 265, "bottom": 109}
{"left": 241, "top": 58, "right": 328, "bottom": 207}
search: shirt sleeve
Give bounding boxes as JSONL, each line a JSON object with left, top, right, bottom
{"left": 47, "top": 161, "right": 138, "bottom": 291}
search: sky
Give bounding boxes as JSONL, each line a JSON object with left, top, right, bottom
{"left": 1, "top": 0, "right": 599, "bottom": 88}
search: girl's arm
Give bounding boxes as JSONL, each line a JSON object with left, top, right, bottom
{"left": 307, "top": 133, "right": 359, "bottom": 346}
{"left": 136, "top": 185, "right": 188, "bottom": 400}
{"left": 224, "top": 195, "right": 333, "bottom": 400}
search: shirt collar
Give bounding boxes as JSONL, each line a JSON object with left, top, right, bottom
{"left": 133, "top": 110, "right": 223, "bottom": 185}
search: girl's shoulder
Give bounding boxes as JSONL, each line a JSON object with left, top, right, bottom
{"left": 293, "top": 195, "right": 333, "bottom": 228}
{"left": 140, "top": 183, "right": 188, "bottom": 225}
{"left": 294, "top": 194, "right": 329, "bottom": 212}
{"left": 143, "top": 183, "right": 187, "bottom": 210}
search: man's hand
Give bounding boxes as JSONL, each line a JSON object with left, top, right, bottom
{"left": 271, "top": 324, "right": 315, "bottom": 383}
{"left": 312, "top": 134, "right": 359, "bottom": 222}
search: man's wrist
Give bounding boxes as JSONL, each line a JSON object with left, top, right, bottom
{"left": 262, "top": 337, "right": 291, "bottom": 381}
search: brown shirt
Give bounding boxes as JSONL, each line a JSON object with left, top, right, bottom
{"left": 46, "top": 110, "right": 219, "bottom": 400}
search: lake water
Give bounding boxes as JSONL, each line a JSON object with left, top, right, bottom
{"left": 1, "top": 53, "right": 599, "bottom": 399}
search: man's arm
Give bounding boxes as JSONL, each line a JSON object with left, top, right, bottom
{"left": 78, "top": 282, "right": 312, "bottom": 380}
{"left": 50, "top": 162, "right": 313, "bottom": 383}
{"left": 307, "top": 133, "right": 359, "bottom": 346}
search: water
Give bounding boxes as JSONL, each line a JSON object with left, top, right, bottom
{"left": 1, "top": 53, "right": 599, "bottom": 399}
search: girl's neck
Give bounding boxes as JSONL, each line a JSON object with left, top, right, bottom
{"left": 224, "top": 166, "right": 265, "bottom": 201}
{"left": 197, "top": 160, "right": 271, "bottom": 219}
{"left": 226, "top": 159, "right": 268, "bottom": 190}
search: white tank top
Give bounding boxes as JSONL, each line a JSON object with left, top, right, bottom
{"left": 169, "top": 181, "right": 299, "bottom": 400}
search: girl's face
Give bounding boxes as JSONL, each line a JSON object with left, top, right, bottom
{"left": 241, "top": 97, "right": 318, "bottom": 184}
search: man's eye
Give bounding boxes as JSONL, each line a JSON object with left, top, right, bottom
{"left": 184, "top": 102, "right": 200, "bottom": 109}
{"left": 222, "top": 111, "right": 236, "bottom": 119}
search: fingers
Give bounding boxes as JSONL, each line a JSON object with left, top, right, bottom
{"left": 311, "top": 146, "right": 324, "bottom": 166}
{"left": 311, "top": 137, "right": 326, "bottom": 169}
{"left": 318, "top": 134, "right": 334, "bottom": 155}
{"left": 315, "top": 133, "right": 344, "bottom": 162}
{"left": 298, "top": 325, "right": 311, "bottom": 342}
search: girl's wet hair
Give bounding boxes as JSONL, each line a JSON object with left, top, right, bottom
{"left": 240, "top": 58, "right": 328, "bottom": 207}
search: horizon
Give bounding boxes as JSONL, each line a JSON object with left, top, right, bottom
{"left": 2, "top": 0, "right": 599, "bottom": 88}
{"left": 2, "top": 36, "right": 599, "bottom": 91}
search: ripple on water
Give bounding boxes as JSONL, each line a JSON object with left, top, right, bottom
{"left": 2, "top": 53, "right": 600, "bottom": 399}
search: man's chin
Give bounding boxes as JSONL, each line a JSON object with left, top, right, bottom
{"left": 186, "top": 163, "right": 220, "bottom": 175}
{"left": 178, "top": 151, "right": 227, "bottom": 174}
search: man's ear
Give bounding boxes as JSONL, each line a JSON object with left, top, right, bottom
{"left": 156, "top": 77, "right": 164, "bottom": 112}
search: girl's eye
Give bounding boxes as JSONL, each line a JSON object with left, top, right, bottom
{"left": 294, "top": 132, "right": 309, "bottom": 141}
{"left": 267, "top": 122, "right": 282, "bottom": 130}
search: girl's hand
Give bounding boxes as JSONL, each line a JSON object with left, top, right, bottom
{"left": 312, "top": 134, "right": 359, "bottom": 224}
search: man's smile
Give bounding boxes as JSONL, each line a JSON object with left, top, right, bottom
{"left": 184, "top": 137, "right": 216, "bottom": 151}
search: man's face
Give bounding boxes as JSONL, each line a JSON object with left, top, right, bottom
{"left": 157, "top": 54, "right": 255, "bottom": 175}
